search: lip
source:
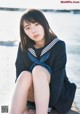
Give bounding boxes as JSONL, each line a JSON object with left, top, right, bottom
{"left": 33, "top": 34, "right": 40, "bottom": 38}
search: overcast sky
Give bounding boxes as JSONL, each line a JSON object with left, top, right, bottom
{"left": 0, "top": 0, "right": 80, "bottom": 9}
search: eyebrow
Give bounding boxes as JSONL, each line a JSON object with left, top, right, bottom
{"left": 24, "top": 22, "right": 38, "bottom": 28}
{"left": 24, "top": 24, "right": 30, "bottom": 28}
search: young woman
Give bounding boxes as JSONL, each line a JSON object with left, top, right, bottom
{"left": 10, "top": 9, "right": 76, "bottom": 114}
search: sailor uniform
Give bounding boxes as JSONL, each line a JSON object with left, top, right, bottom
{"left": 15, "top": 38, "right": 76, "bottom": 114}
{"left": 28, "top": 51, "right": 52, "bottom": 74}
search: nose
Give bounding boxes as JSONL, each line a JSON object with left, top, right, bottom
{"left": 31, "top": 27, "right": 36, "bottom": 33}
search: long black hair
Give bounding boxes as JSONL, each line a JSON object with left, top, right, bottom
{"left": 20, "top": 9, "right": 57, "bottom": 51}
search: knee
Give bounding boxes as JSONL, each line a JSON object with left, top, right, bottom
{"left": 32, "top": 65, "right": 51, "bottom": 83}
{"left": 32, "top": 65, "right": 45, "bottom": 75}
{"left": 32, "top": 65, "right": 47, "bottom": 80}
{"left": 17, "top": 71, "right": 32, "bottom": 84}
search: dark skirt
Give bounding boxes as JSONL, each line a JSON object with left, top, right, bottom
{"left": 51, "top": 82, "right": 76, "bottom": 114}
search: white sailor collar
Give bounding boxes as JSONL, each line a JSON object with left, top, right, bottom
{"left": 28, "top": 38, "right": 59, "bottom": 58}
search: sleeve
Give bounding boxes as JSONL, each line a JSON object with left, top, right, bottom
{"left": 50, "top": 41, "right": 67, "bottom": 105}
{"left": 15, "top": 43, "right": 26, "bottom": 82}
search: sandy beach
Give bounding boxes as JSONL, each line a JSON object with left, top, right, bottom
{"left": 0, "top": 45, "right": 18, "bottom": 113}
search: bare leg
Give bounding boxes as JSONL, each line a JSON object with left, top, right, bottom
{"left": 10, "top": 71, "right": 32, "bottom": 114}
{"left": 32, "top": 65, "right": 51, "bottom": 114}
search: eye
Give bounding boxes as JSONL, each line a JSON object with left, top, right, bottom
{"left": 26, "top": 27, "right": 30, "bottom": 30}
{"left": 24, "top": 27, "right": 30, "bottom": 31}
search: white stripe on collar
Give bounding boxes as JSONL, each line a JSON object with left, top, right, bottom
{"left": 40, "top": 38, "right": 59, "bottom": 56}
{"left": 28, "top": 48, "right": 37, "bottom": 57}
{"left": 28, "top": 38, "right": 59, "bottom": 57}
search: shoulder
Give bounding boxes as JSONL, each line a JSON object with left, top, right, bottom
{"left": 56, "top": 39, "right": 66, "bottom": 48}
{"left": 52, "top": 38, "right": 66, "bottom": 51}
{"left": 16, "top": 42, "right": 27, "bottom": 59}
{"left": 50, "top": 38, "right": 66, "bottom": 57}
{"left": 18, "top": 42, "right": 23, "bottom": 52}
{"left": 18, "top": 42, "right": 26, "bottom": 54}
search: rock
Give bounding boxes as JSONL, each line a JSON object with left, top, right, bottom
{"left": 49, "top": 103, "right": 79, "bottom": 114}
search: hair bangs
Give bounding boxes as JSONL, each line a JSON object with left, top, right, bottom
{"left": 23, "top": 13, "right": 41, "bottom": 24}
{"left": 22, "top": 10, "right": 45, "bottom": 25}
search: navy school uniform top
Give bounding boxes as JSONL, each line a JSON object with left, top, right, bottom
{"left": 15, "top": 37, "right": 76, "bottom": 114}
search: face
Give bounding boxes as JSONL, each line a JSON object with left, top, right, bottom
{"left": 23, "top": 21, "right": 45, "bottom": 43}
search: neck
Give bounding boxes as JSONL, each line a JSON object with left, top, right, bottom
{"left": 34, "top": 38, "right": 45, "bottom": 49}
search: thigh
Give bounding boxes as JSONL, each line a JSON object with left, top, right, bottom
{"left": 42, "top": 66, "right": 51, "bottom": 84}
{"left": 27, "top": 81, "right": 34, "bottom": 102}
{"left": 27, "top": 65, "right": 51, "bottom": 101}
{"left": 45, "top": 68, "right": 51, "bottom": 84}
